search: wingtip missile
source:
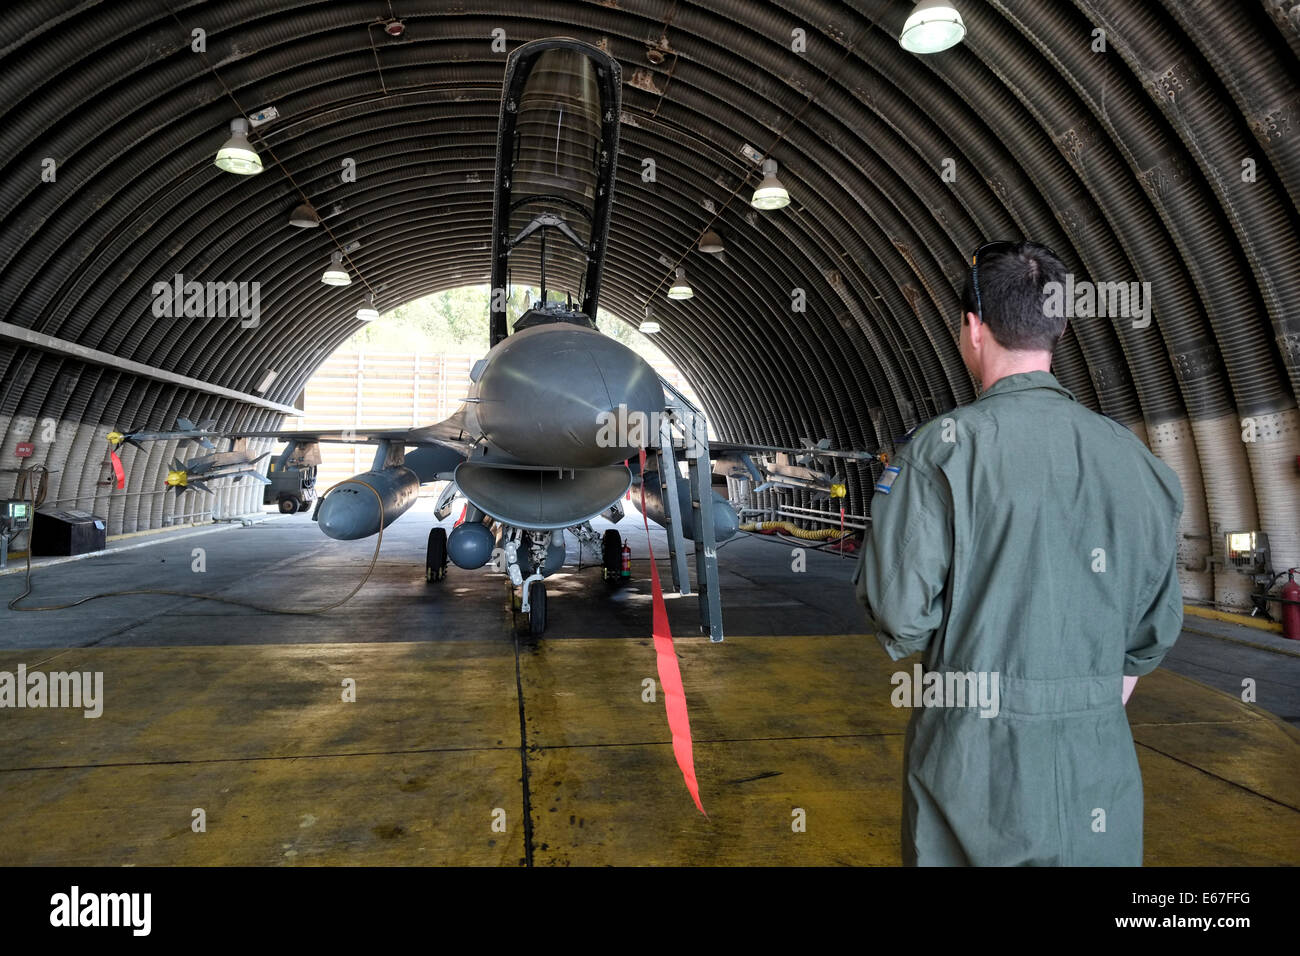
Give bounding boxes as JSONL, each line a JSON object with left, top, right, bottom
{"left": 107, "top": 430, "right": 146, "bottom": 451}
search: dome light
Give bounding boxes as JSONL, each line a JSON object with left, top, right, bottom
{"left": 640, "top": 304, "right": 661, "bottom": 334}
{"left": 667, "top": 266, "right": 693, "bottom": 300}
{"left": 751, "top": 158, "right": 790, "bottom": 210}
{"left": 699, "top": 229, "right": 724, "bottom": 254}
{"left": 289, "top": 203, "right": 320, "bottom": 228}
{"left": 899, "top": 0, "right": 966, "bottom": 54}
{"left": 214, "top": 118, "right": 263, "bottom": 175}
{"left": 321, "top": 251, "right": 351, "bottom": 286}
{"left": 356, "top": 293, "right": 379, "bottom": 321}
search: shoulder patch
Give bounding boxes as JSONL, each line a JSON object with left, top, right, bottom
{"left": 874, "top": 465, "right": 901, "bottom": 494}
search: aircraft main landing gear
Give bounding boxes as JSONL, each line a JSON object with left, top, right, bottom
{"left": 426, "top": 528, "right": 448, "bottom": 582}
{"left": 602, "top": 529, "right": 623, "bottom": 585}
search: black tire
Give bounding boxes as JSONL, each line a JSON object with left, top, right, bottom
{"left": 297, "top": 497, "right": 312, "bottom": 513}
{"left": 527, "top": 580, "right": 547, "bottom": 636}
{"left": 601, "top": 529, "right": 622, "bottom": 585}
{"left": 278, "top": 496, "right": 299, "bottom": 515}
{"left": 426, "top": 528, "right": 448, "bottom": 583}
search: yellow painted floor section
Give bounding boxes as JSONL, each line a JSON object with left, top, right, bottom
{"left": 0, "top": 635, "right": 1295, "bottom": 866}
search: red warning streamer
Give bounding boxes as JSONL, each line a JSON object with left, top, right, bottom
{"left": 109, "top": 449, "right": 125, "bottom": 490}
{"left": 637, "top": 448, "right": 706, "bottom": 816}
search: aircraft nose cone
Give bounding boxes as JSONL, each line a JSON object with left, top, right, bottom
{"left": 476, "top": 324, "right": 667, "bottom": 468}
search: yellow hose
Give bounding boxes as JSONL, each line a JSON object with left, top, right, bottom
{"left": 741, "top": 521, "right": 848, "bottom": 540}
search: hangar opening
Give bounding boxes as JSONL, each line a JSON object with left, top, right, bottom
{"left": 280, "top": 283, "right": 707, "bottom": 492}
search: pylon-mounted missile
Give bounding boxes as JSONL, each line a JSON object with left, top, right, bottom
{"left": 161, "top": 439, "right": 271, "bottom": 495}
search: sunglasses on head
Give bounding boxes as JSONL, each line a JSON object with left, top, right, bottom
{"left": 968, "top": 240, "right": 1059, "bottom": 323}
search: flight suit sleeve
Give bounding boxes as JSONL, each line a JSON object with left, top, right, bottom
{"left": 852, "top": 459, "right": 953, "bottom": 661}
{"left": 1125, "top": 512, "right": 1184, "bottom": 676}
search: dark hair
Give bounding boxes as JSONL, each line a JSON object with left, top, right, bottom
{"left": 960, "top": 241, "right": 1068, "bottom": 352}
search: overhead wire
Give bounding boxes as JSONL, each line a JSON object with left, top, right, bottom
{"left": 163, "top": 4, "right": 376, "bottom": 298}
{"left": 641, "top": 17, "right": 872, "bottom": 305}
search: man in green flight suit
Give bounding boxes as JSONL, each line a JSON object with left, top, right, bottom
{"left": 853, "top": 241, "right": 1184, "bottom": 866}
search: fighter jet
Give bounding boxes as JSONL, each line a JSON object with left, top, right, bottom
{"left": 115, "top": 38, "right": 879, "bottom": 636}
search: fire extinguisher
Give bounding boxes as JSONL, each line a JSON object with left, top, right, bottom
{"left": 621, "top": 541, "right": 631, "bottom": 578}
{"left": 1282, "top": 569, "right": 1300, "bottom": 641}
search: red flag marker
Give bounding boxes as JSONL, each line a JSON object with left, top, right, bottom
{"left": 638, "top": 447, "right": 706, "bottom": 816}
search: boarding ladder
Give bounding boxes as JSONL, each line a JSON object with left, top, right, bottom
{"left": 655, "top": 379, "right": 723, "bottom": 642}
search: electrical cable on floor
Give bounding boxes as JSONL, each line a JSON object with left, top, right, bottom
{"left": 710, "top": 530, "right": 848, "bottom": 556}
{"left": 729, "top": 522, "right": 856, "bottom": 553}
{"left": 7, "top": 478, "right": 387, "bottom": 616}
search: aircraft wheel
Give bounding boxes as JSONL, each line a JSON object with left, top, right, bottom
{"left": 527, "top": 580, "right": 547, "bottom": 636}
{"left": 602, "top": 529, "right": 622, "bottom": 585}
{"left": 426, "top": 528, "right": 448, "bottom": 583}
{"left": 278, "top": 496, "right": 299, "bottom": 515}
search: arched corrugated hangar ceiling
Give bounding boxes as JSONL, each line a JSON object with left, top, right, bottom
{"left": 1, "top": 1, "right": 1298, "bottom": 611}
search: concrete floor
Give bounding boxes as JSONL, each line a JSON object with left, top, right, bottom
{"left": 0, "top": 500, "right": 1296, "bottom": 866}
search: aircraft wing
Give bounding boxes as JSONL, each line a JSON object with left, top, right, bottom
{"left": 392, "top": 407, "right": 475, "bottom": 446}
{"left": 112, "top": 406, "right": 477, "bottom": 454}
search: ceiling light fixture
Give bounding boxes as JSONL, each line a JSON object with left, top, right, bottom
{"left": 899, "top": 0, "right": 967, "bottom": 54}
{"left": 667, "top": 266, "right": 693, "bottom": 300}
{"left": 321, "top": 251, "right": 351, "bottom": 286}
{"left": 751, "top": 158, "right": 790, "bottom": 210}
{"left": 214, "top": 118, "right": 262, "bottom": 175}
{"left": 288, "top": 203, "right": 320, "bottom": 228}
{"left": 640, "top": 304, "right": 661, "bottom": 334}
{"left": 356, "top": 293, "right": 379, "bottom": 321}
{"left": 699, "top": 229, "right": 724, "bottom": 254}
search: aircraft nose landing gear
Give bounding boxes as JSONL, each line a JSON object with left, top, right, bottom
{"left": 514, "top": 571, "right": 547, "bottom": 637}
{"left": 526, "top": 579, "right": 546, "bottom": 636}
